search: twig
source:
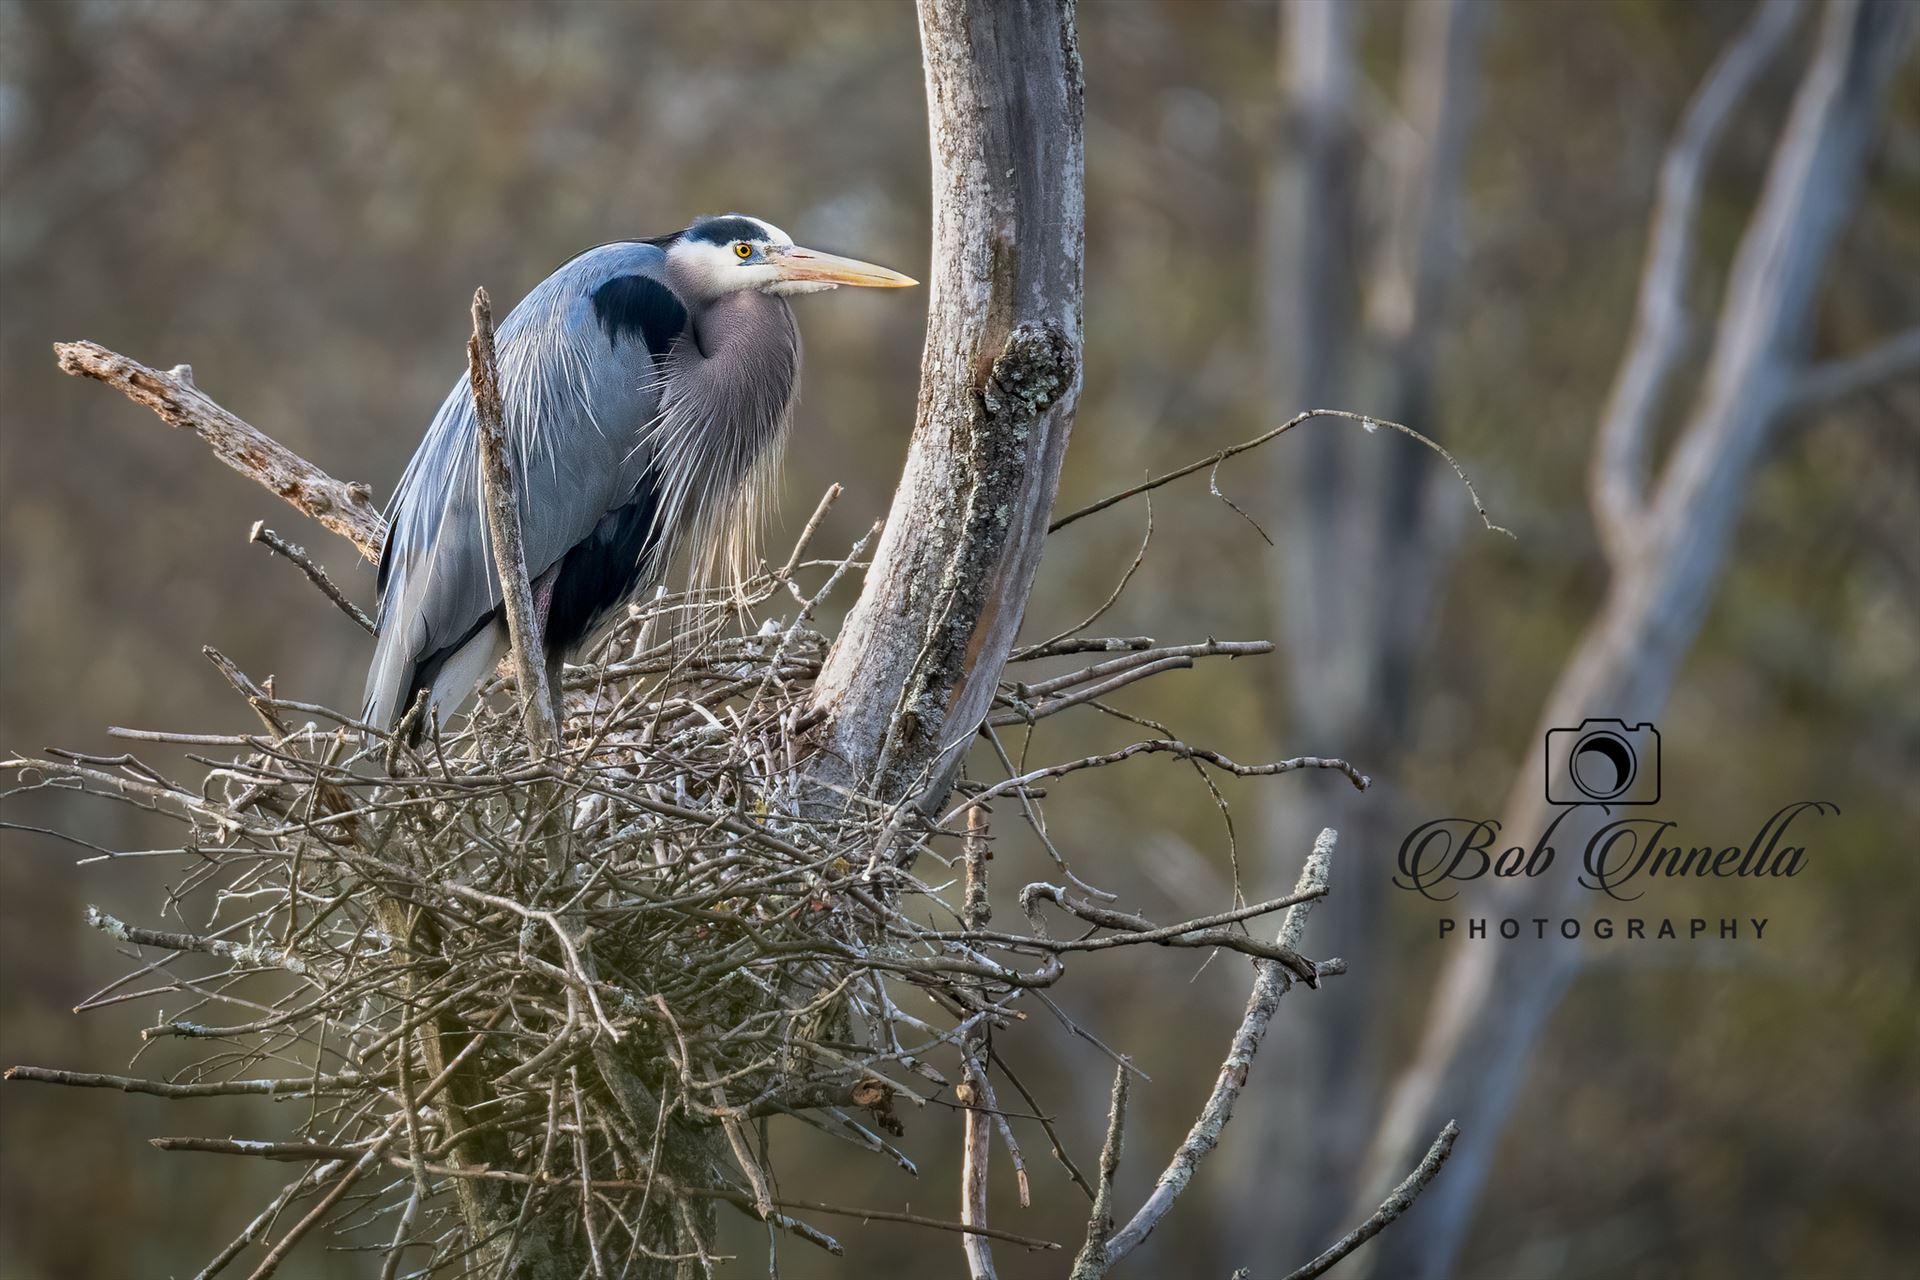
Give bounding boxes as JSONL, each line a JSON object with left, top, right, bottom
{"left": 748, "top": 1207, "right": 844, "bottom": 1257}
{"left": 775, "top": 484, "right": 843, "bottom": 580}
{"left": 986, "top": 1078, "right": 1030, "bottom": 1208}
{"left": 567, "top": 1066, "right": 606, "bottom": 1280}
{"left": 1009, "top": 636, "right": 1154, "bottom": 662}
{"left": 989, "top": 1047, "right": 1095, "bottom": 1202}
{"left": 52, "top": 341, "right": 386, "bottom": 560}
{"left": 717, "top": 1087, "right": 776, "bottom": 1223}
{"left": 962, "top": 807, "right": 992, "bottom": 931}
{"left": 989, "top": 656, "right": 1194, "bottom": 726}
{"left": 960, "top": 806, "right": 998, "bottom": 1280}
{"left": 249, "top": 522, "right": 376, "bottom": 633}
{"left": 1067, "top": 1064, "right": 1129, "bottom": 1280}
{"left": 154, "top": 1136, "right": 370, "bottom": 1161}
{"left": 204, "top": 647, "right": 293, "bottom": 736}
{"left": 1008, "top": 640, "right": 1271, "bottom": 701}
{"left": 1097, "top": 829, "right": 1338, "bottom": 1270}
{"left": 1000, "top": 883, "right": 1332, "bottom": 984}
{"left": 468, "top": 287, "right": 558, "bottom": 748}
{"left": 1046, "top": 409, "right": 1510, "bottom": 539}
{"left": 944, "top": 742, "right": 1366, "bottom": 824}
{"left": 5, "top": 1064, "right": 389, "bottom": 1099}
{"left": 84, "top": 906, "right": 329, "bottom": 981}
{"left": 381, "top": 1031, "right": 431, "bottom": 1280}
{"left": 1278, "top": 1120, "right": 1459, "bottom": 1280}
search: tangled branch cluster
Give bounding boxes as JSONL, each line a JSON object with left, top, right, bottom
{"left": 5, "top": 502, "right": 1372, "bottom": 1278}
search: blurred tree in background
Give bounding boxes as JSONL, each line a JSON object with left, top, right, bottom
{"left": 2, "top": 2, "right": 1915, "bottom": 1277}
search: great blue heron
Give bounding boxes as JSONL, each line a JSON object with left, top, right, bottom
{"left": 363, "top": 214, "right": 915, "bottom": 734}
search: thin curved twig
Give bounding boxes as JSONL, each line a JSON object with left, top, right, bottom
{"left": 1047, "top": 409, "right": 1511, "bottom": 539}
{"left": 1278, "top": 1120, "right": 1460, "bottom": 1280}
{"left": 1093, "top": 829, "right": 1338, "bottom": 1272}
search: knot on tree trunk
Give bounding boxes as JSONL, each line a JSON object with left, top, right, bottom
{"left": 982, "top": 323, "right": 1076, "bottom": 426}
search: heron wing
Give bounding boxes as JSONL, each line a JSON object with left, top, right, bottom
{"left": 364, "top": 241, "right": 686, "bottom": 729}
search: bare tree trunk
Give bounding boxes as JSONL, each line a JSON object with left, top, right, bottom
{"left": 1353, "top": 3, "right": 1916, "bottom": 1275}
{"left": 806, "top": 0, "right": 1084, "bottom": 819}
{"left": 1246, "top": 0, "right": 1486, "bottom": 1257}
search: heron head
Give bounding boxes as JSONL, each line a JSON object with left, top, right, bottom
{"left": 669, "top": 214, "right": 917, "bottom": 299}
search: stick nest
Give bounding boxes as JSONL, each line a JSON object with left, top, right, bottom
{"left": 6, "top": 530, "right": 1357, "bottom": 1277}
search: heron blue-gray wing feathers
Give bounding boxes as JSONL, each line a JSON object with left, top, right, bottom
{"left": 364, "top": 241, "right": 686, "bottom": 731}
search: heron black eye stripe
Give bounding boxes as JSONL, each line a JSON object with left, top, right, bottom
{"left": 682, "top": 214, "right": 776, "bottom": 246}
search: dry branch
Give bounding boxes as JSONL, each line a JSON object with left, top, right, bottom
{"left": 468, "top": 286, "right": 558, "bottom": 746}
{"left": 1069, "top": 829, "right": 1353, "bottom": 1278}
{"left": 4, "top": 1064, "right": 392, "bottom": 1100}
{"left": 53, "top": 340, "right": 386, "bottom": 560}
{"left": 959, "top": 806, "right": 998, "bottom": 1280}
{"left": 1279, "top": 1120, "right": 1458, "bottom": 1280}
{"left": 1788, "top": 325, "right": 1920, "bottom": 413}
{"left": 1067, "top": 1065, "right": 1130, "bottom": 1280}
{"left": 1049, "top": 408, "right": 1509, "bottom": 539}
{"left": 950, "top": 741, "right": 1367, "bottom": 818}
{"left": 249, "top": 522, "right": 376, "bottom": 633}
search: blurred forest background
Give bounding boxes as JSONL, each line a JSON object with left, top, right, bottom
{"left": 2, "top": 1, "right": 1916, "bottom": 1278}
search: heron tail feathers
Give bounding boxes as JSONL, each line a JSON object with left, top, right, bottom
{"left": 363, "top": 614, "right": 506, "bottom": 741}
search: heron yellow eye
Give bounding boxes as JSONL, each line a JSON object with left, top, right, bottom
{"left": 734, "top": 242, "right": 754, "bottom": 259}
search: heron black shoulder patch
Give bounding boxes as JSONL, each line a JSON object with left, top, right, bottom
{"left": 590, "top": 274, "right": 686, "bottom": 356}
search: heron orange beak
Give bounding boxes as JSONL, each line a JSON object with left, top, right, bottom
{"left": 768, "top": 245, "right": 918, "bottom": 288}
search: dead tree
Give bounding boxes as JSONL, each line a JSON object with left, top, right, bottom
{"left": 4, "top": 1, "right": 1472, "bottom": 1277}
{"left": 1351, "top": 2, "right": 1919, "bottom": 1275}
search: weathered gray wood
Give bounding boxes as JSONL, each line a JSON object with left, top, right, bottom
{"left": 1097, "top": 831, "right": 1341, "bottom": 1271}
{"left": 53, "top": 340, "right": 387, "bottom": 561}
{"left": 805, "top": 0, "right": 1085, "bottom": 817}
{"left": 467, "top": 287, "right": 559, "bottom": 747}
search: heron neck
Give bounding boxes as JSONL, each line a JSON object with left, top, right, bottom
{"left": 659, "top": 289, "right": 800, "bottom": 440}
{"left": 685, "top": 289, "right": 794, "bottom": 361}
